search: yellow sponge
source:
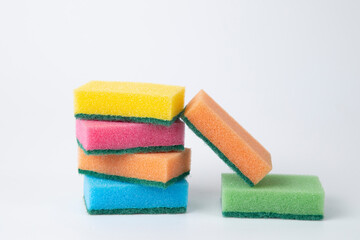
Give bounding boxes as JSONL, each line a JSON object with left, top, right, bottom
{"left": 74, "top": 81, "right": 185, "bottom": 125}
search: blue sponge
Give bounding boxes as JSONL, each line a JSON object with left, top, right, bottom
{"left": 84, "top": 175, "right": 188, "bottom": 214}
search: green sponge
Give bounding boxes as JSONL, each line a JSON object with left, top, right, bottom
{"left": 222, "top": 173, "right": 325, "bottom": 220}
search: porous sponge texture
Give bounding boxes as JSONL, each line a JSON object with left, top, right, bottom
{"left": 74, "top": 81, "right": 185, "bottom": 124}
{"left": 78, "top": 147, "right": 191, "bottom": 184}
{"left": 182, "top": 90, "right": 272, "bottom": 186}
{"left": 76, "top": 119, "right": 184, "bottom": 153}
{"left": 222, "top": 173, "right": 325, "bottom": 220}
{"left": 84, "top": 175, "right": 188, "bottom": 214}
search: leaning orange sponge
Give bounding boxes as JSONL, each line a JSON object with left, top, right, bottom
{"left": 181, "top": 90, "right": 272, "bottom": 186}
{"left": 78, "top": 147, "right": 191, "bottom": 188}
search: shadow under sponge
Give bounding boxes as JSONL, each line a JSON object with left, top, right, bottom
{"left": 221, "top": 173, "right": 325, "bottom": 220}
{"left": 84, "top": 175, "right": 188, "bottom": 214}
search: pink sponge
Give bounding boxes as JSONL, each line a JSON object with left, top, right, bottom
{"left": 76, "top": 119, "right": 185, "bottom": 155}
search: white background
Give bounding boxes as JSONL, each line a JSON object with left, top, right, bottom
{"left": 0, "top": 1, "right": 359, "bottom": 239}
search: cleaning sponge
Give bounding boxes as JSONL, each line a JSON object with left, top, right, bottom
{"left": 78, "top": 147, "right": 191, "bottom": 188}
{"left": 182, "top": 90, "right": 271, "bottom": 186}
{"left": 76, "top": 119, "right": 185, "bottom": 155}
{"left": 74, "top": 81, "right": 185, "bottom": 125}
{"left": 222, "top": 173, "right": 325, "bottom": 220}
{"left": 84, "top": 175, "right": 188, "bottom": 214}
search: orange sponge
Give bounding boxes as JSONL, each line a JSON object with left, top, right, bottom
{"left": 78, "top": 147, "right": 191, "bottom": 188}
{"left": 182, "top": 90, "right": 271, "bottom": 186}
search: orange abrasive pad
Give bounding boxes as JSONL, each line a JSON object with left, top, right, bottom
{"left": 182, "top": 90, "right": 271, "bottom": 186}
{"left": 78, "top": 147, "right": 191, "bottom": 188}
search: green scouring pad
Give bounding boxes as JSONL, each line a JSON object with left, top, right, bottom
{"left": 79, "top": 169, "right": 190, "bottom": 188}
{"left": 86, "top": 206, "right": 187, "bottom": 215}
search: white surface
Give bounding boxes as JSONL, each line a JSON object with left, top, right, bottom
{"left": 0, "top": 1, "right": 359, "bottom": 239}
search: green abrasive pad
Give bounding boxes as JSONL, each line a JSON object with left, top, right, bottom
{"left": 77, "top": 139, "right": 184, "bottom": 155}
{"left": 86, "top": 207, "right": 187, "bottom": 215}
{"left": 222, "top": 212, "right": 323, "bottom": 220}
{"left": 78, "top": 169, "right": 190, "bottom": 188}
{"left": 75, "top": 111, "right": 183, "bottom": 126}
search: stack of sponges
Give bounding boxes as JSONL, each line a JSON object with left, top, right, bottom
{"left": 74, "top": 81, "right": 191, "bottom": 214}
{"left": 182, "top": 90, "right": 325, "bottom": 220}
